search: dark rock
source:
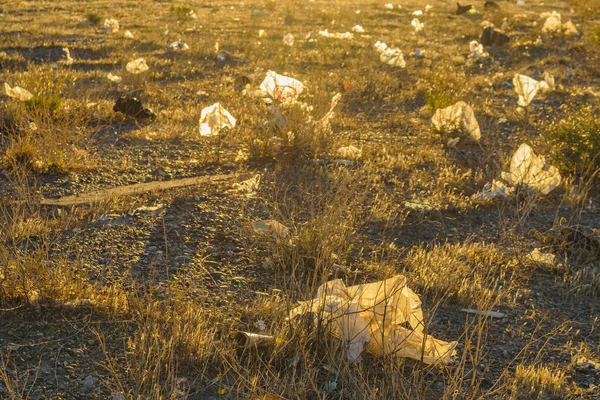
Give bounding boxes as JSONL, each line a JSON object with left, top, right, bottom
{"left": 480, "top": 26, "right": 509, "bottom": 47}
{"left": 456, "top": 2, "right": 473, "bottom": 15}
{"left": 113, "top": 97, "right": 157, "bottom": 120}
{"left": 484, "top": 1, "right": 500, "bottom": 9}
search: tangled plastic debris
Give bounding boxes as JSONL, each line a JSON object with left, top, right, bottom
{"left": 4, "top": 83, "right": 33, "bottom": 101}
{"left": 283, "top": 33, "right": 294, "bottom": 46}
{"left": 352, "top": 25, "right": 365, "bottom": 33}
{"left": 513, "top": 74, "right": 540, "bottom": 107}
{"left": 411, "top": 18, "right": 424, "bottom": 32}
{"left": 61, "top": 47, "right": 74, "bottom": 65}
{"left": 199, "top": 103, "right": 237, "bottom": 136}
{"left": 469, "top": 41, "right": 489, "bottom": 59}
{"left": 541, "top": 12, "right": 578, "bottom": 37}
{"left": 259, "top": 71, "right": 304, "bottom": 104}
{"left": 431, "top": 101, "right": 481, "bottom": 142}
{"left": 107, "top": 73, "right": 122, "bottom": 83}
{"left": 126, "top": 58, "right": 149, "bottom": 74}
{"left": 337, "top": 145, "right": 362, "bottom": 160}
{"left": 100, "top": 18, "right": 119, "bottom": 33}
{"left": 380, "top": 48, "right": 406, "bottom": 68}
{"left": 289, "top": 276, "right": 457, "bottom": 364}
{"left": 169, "top": 41, "right": 189, "bottom": 52}
{"left": 318, "top": 30, "right": 354, "bottom": 40}
{"left": 248, "top": 220, "right": 290, "bottom": 239}
{"left": 123, "top": 30, "right": 134, "bottom": 39}
{"left": 500, "top": 144, "right": 561, "bottom": 195}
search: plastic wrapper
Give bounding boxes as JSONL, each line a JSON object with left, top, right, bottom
{"left": 500, "top": 144, "right": 561, "bottom": 195}
{"left": 380, "top": 48, "right": 406, "bottom": 68}
{"left": 259, "top": 71, "right": 304, "bottom": 104}
{"left": 199, "top": 103, "right": 236, "bottom": 136}
{"left": 431, "top": 101, "right": 481, "bottom": 142}
{"left": 126, "top": 58, "right": 149, "bottom": 74}
{"left": 4, "top": 83, "right": 33, "bottom": 101}
{"left": 289, "top": 276, "right": 457, "bottom": 364}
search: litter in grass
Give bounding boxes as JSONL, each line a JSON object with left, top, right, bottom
{"left": 248, "top": 220, "right": 290, "bottom": 239}
{"left": 289, "top": 276, "right": 457, "bottom": 364}
{"left": 4, "top": 83, "right": 33, "bottom": 101}
{"left": 411, "top": 18, "right": 424, "bottom": 32}
{"left": 113, "top": 97, "right": 157, "bottom": 120}
{"left": 431, "top": 101, "right": 481, "bottom": 142}
{"left": 199, "top": 103, "right": 236, "bottom": 136}
{"left": 283, "top": 33, "right": 294, "bottom": 46}
{"left": 259, "top": 71, "right": 304, "bottom": 104}
{"left": 460, "top": 309, "right": 506, "bottom": 319}
{"left": 123, "top": 30, "right": 134, "bottom": 39}
{"left": 500, "top": 144, "right": 561, "bottom": 195}
{"left": 380, "top": 48, "right": 406, "bottom": 68}
{"left": 107, "top": 73, "right": 122, "bottom": 83}
{"left": 541, "top": 12, "right": 578, "bottom": 37}
{"left": 318, "top": 30, "right": 353, "bottom": 40}
{"left": 126, "top": 58, "right": 149, "bottom": 74}
{"left": 526, "top": 248, "right": 560, "bottom": 268}
{"left": 352, "top": 25, "right": 365, "bottom": 33}
{"left": 337, "top": 145, "right": 362, "bottom": 160}
{"left": 513, "top": 74, "right": 540, "bottom": 107}
{"left": 100, "top": 18, "right": 119, "bottom": 33}
{"left": 169, "top": 41, "right": 189, "bottom": 52}
{"left": 469, "top": 41, "right": 489, "bottom": 59}
{"left": 480, "top": 26, "right": 509, "bottom": 46}
{"left": 61, "top": 47, "right": 74, "bottom": 65}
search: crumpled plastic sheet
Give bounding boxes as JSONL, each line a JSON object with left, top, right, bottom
{"left": 100, "top": 18, "right": 119, "bottom": 34}
{"left": 380, "top": 48, "right": 406, "bottom": 68}
{"left": 289, "top": 276, "right": 457, "bottom": 364}
{"left": 169, "top": 41, "right": 189, "bottom": 52}
{"left": 431, "top": 101, "right": 481, "bottom": 142}
{"left": 472, "top": 180, "right": 512, "bottom": 201}
{"left": 411, "top": 18, "right": 424, "bottom": 32}
{"left": 126, "top": 58, "right": 149, "bottom": 74}
{"left": 541, "top": 12, "right": 578, "bottom": 37}
{"left": 469, "top": 41, "right": 488, "bottom": 59}
{"left": 4, "top": 83, "right": 33, "bottom": 101}
{"left": 199, "top": 103, "right": 236, "bottom": 136}
{"left": 513, "top": 74, "right": 540, "bottom": 107}
{"left": 318, "top": 30, "right": 354, "bottom": 39}
{"left": 260, "top": 71, "right": 304, "bottom": 104}
{"left": 500, "top": 143, "right": 561, "bottom": 195}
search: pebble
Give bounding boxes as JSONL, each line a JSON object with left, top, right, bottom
{"left": 82, "top": 376, "right": 98, "bottom": 391}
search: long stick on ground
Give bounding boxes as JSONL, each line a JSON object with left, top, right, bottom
{"left": 41, "top": 173, "right": 238, "bottom": 206}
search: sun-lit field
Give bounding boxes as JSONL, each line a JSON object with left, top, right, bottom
{"left": 1, "top": 0, "right": 600, "bottom": 398}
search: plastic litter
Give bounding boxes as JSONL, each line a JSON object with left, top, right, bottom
{"left": 113, "top": 96, "right": 157, "bottom": 120}
{"left": 526, "top": 248, "right": 560, "bottom": 268}
{"left": 456, "top": 3, "right": 473, "bottom": 15}
{"left": 107, "top": 73, "right": 122, "bottom": 83}
{"left": 235, "top": 332, "right": 275, "bottom": 347}
{"left": 412, "top": 10, "right": 423, "bottom": 16}
{"left": 258, "top": 29, "right": 267, "bottom": 38}
{"left": 283, "top": 33, "right": 294, "bottom": 46}
{"left": 248, "top": 220, "right": 290, "bottom": 239}
{"left": 513, "top": 74, "right": 540, "bottom": 107}
{"left": 169, "top": 41, "right": 189, "bottom": 52}
{"left": 484, "top": 1, "right": 500, "bottom": 10}
{"left": 541, "top": 12, "right": 578, "bottom": 37}
{"left": 61, "top": 47, "right": 74, "bottom": 65}
{"left": 411, "top": 18, "right": 424, "bottom": 32}
{"left": 469, "top": 41, "right": 488, "bottom": 59}
{"left": 100, "top": 18, "right": 119, "bottom": 34}
{"left": 124, "top": 30, "right": 134, "bottom": 39}
{"left": 500, "top": 144, "right": 561, "bottom": 195}
{"left": 4, "top": 83, "right": 33, "bottom": 101}
{"left": 318, "top": 30, "right": 353, "bottom": 40}
{"left": 233, "top": 174, "right": 261, "bottom": 195}
{"left": 199, "top": 103, "right": 236, "bottom": 136}
{"left": 289, "top": 276, "right": 457, "bottom": 364}
{"left": 516, "top": 0, "right": 525, "bottom": 7}
{"left": 460, "top": 309, "right": 505, "bottom": 319}
{"left": 380, "top": 48, "right": 406, "bottom": 68}
{"left": 472, "top": 180, "right": 511, "bottom": 200}
{"left": 259, "top": 71, "right": 304, "bottom": 104}
{"left": 374, "top": 41, "right": 388, "bottom": 53}
{"left": 126, "top": 58, "right": 149, "bottom": 74}
{"left": 480, "top": 27, "right": 509, "bottom": 46}
{"left": 431, "top": 101, "right": 481, "bottom": 142}
{"left": 352, "top": 25, "right": 365, "bottom": 33}
{"left": 384, "top": 3, "right": 394, "bottom": 9}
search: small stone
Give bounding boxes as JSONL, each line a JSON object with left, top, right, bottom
{"left": 174, "top": 255, "right": 191, "bottom": 264}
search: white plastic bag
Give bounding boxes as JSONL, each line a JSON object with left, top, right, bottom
{"left": 500, "top": 144, "right": 561, "bottom": 195}
{"left": 4, "top": 83, "right": 33, "bottom": 101}
{"left": 199, "top": 103, "right": 236, "bottom": 136}
{"left": 259, "top": 71, "right": 304, "bottom": 104}
{"left": 431, "top": 101, "right": 481, "bottom": 142}
{"left": 380, "top": 48, "right": 406, "bottom": 68}
{"left": 126, "top": 58, "right": 149, "bottom": 74}
{"left": 289, "top": 276, "right": 457, "bottom": 364}
{"left": 169, "top": 41, "right": 189, "bottom": 52}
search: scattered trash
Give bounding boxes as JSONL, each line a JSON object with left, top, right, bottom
{"left": 107, "top": 73, "right": 122, "bottom": 83}
{"left": 374, "top": 41, "right": 388, "bottom": 53}
{"left": 472, "top": 180, "right": 511, "bottom": 200}
{"left": 468, "top": 8, "right": 480, "bottom": 15}
{"left": 469, "top": 41, "right": 489, "bottom": 59}
{"left": 384, "top": 3, "right": 394, "bottom": 10}
{"left": 259, "top": 71, "right": 304, "bottom": 104}
{"left": 199, "top": 103, "right": 236, "bottom": 136}
{"left": 216, "top": 50, "right": 246, "bottom": 64}
{"left": 460, "top": 309, "right": 506, "bottom": 319}
{"left": 123, "top": 30, "right": 134, "bottom": 39}
{"left": 500, "top": 144, "right": 561, "bottom": 195}
{"left": 113, "top": 96, "right": 157, "bottom": 120}
{"left": 4, "top": 83, "right": 33, "bottom": 101}
{"left": 235, "top": 331, "right": 275, "bottom": 347}
{"left": 380, "top": 47, "right": 406, "bottom": 68}
{"left": 480, "top": 26, "right": 509, "bottom": 46}
{"left": 456, "top": 3, "right": 473, "bottom": 15}
{"left": 248, "top": 220, "right": 290, "bottom": 239}
{"left": 318, "top": 30, "right": 353, "bottom": 40}
{"left": 169, "top": 41, "right": 189, "bottom": 52}
{"left": 484, "top": 1, "right": 500, "bottom": 10}
{"left": 352, "top": 25, "right": 365, "bottom": 33}
{"left": 513, "top": 74, "right": 540, "bottom": 107}
{"left": 100, "top": 18, "right": 119, "bottom": 33}
{"left": 61, "top": 47, "right": 74, "bottom": 65}
{"left": 403, "top": 201, "right": 436, "bottom": 215}
{"left": 233, "top": 174, "right": 261, "bottom": 195}
{"left": 411, "top": 18, "right": 424, "bottom": 32}
{"left": 516, "top": 0, "right": 525, "bottom": 7}
{"left": 541, "top": 12, "right": 578, "bottom": 37}
{"left": 412, "top": 10, "right": 423, "bottom": 16}
{"left": 126, "top": 58, "right": 149, "bottom": 74}
{"left": 501, "top": 18, "right": 509, "bottom": 31}
{"left": 431, "top": 101, "right": 481, "bottom": 142}
{"left": 133, "top": 204, "right": 165, "bottom": 215}
{"left": 259, "top": 29, "right": 267, "bottom": 38}
{"left": 289, "top": 276, "right": 457, "bottom": 364}
{"left": 283, "top": 33, "right": 294, "bottom": 46}
{"left": 526, "top": 248, "right": 560, "bottom": 268}
{"left": 337, "top": 145, "right": 362, "bottom": 160}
